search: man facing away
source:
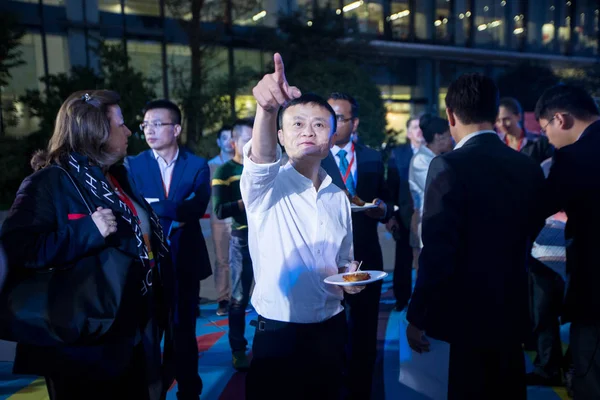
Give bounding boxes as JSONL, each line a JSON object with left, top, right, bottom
{"left": 208, "top": 125, "right": 235, "bottom": 316}
{"left": 125, "top": 100, "right": 212, "bottom": 400}
{"left": 535, "top": 84, "right": 600, "bottom": 399}
{"left": 406, "top": 74, "right": 545, "bottom": 400}
{"left": 211, "top": 118, "right": 254, "bottom": 371}
{"left": 241, "top": 53, "right": 364, "bottom": 400}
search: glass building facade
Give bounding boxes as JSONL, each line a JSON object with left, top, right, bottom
{"left": 2, "top": 0, "right": 599, "bottom": 138}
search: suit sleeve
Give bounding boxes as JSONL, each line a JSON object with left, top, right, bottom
{"left": 376, "top": 152, "right": 394, "bottom": 223}
{"left": 386, "top": 150, "right": 400, "bottom": 206}
{"left": 150, "top": 161, "right": 211, "bottom": 223}
{"left": 542, "top": 150, "right": 568, "bottom": 220}
{"left": 0, "top": 175, "right": 106, "bottom": 270}
{"left": 406, "top": 156, "right": 462, "bottom": 329}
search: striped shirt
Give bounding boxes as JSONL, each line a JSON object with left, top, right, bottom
{"left": 212, "top": 160, "right": 247, "bottom": 234}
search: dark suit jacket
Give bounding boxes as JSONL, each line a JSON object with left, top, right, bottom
{"left": 386, "top": 144, "right": 415, "bottom": 230}
{"left": 521, "top": 131, "right": 555, "bottom": 165}
{"left": 322, "top": 143, "right": 393, "bottom": 271}
{"left": 125, "top": 149, "right": 212, "bottom": 281}
{"left": 406, "top": 133, "right": 545, "bottom": 347}
{"left": 544, "top": 120, "right": 600, "bottom": 323}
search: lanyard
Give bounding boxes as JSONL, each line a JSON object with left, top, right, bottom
{"left": 109, "top": 175, "right": 138, "bottom": 218}
{"left": 341, "top": 143, "right": 355, "bottom": 184}
{"left": 504, "top": 132, "right": 525, "bottom": 151}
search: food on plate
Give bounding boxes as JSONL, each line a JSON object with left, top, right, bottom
{"left": 342, "top": 272, "right": 371, "bottom": 282}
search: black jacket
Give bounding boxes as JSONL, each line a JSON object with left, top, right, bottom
{"left": 544, "top": 120, "right": 600, "bottom": 323}
{"left": 0, "top": 163, "right": 174, "bottom": 397}
{"left": 322, "top": 143, "right": 393, "bottom": 271}
{"left": 406, "top": 133, "right": 545, "bottom": 347}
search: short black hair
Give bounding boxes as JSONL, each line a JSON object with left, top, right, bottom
{"left": 217, "top": 124, "right": 233, "bottom": 140}
{"left": 277, "top": 93, "right": 337, "bottom": 134}
{"left": 535, "top": 84, "right": 600, "bottom": 121}
{"left": 329, "top": 92, "right": 359, "bottom": 118}
{"left": 143, "top": 99, "right": 182, "bottom": 125}
{"left": 420, "top": 115, "right": 449, "bottom": 144}
{"left": 445, "top": 73, "right": 499, "bottom": 125}
{"left": 499, "top": 97, "right": 523, "bottom": 116}
{"left": 232, "top": 117, "right": 254, "bottom": 139}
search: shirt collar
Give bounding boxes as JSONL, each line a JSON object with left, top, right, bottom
{"left": 454, "top": 130, "right": 497, "bottom": 150}
{"left": 152, "top": 147, "right": 179, "bottom": 166}
{"left": 418, "top": 145, "right": 436, "bottom": 158}
{"left": 331, "top": 141, "right": 353, "bottom": 156}
{"left": 284, "top": 163, "right": 333, "bottom": 192}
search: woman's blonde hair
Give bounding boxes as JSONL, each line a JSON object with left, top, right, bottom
{"left": 31, "top": 90, "right": 122, "bottom": 171}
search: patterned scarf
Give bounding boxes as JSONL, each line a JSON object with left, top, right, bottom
{"left": 64, "top": 152, "right": 168, "bottom": 296}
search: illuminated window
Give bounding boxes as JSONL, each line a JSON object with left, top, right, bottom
{"left": 389, "top": 1, "right": 410, "bottom": 40}
{"left": 574, "top": 0, "right": 598, "bottom": 55}
{"left": 124, "top": 0, "right": 160, "bottom": 16}
{"left": 99, "top": 0, "right": 122, "bottom": 14}
{"left": 127, "top": 40, "right": 164, "bottom": 95}
{"left": 342, "top": 0, "right": 385, "bottom": 36}
{"left": 527, "top": 1, "right": 569, "bottom": 53}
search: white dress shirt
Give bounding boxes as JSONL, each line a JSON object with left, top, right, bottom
{"left": 152, "top": 148, "right": 179, "bottom": 196}
{"left": 331, "top": 141, "right": 357, "bottom": 184}
{"left": 408, "top": 145, "right": 436, "bottom": 214}
{"left": 240, "top": 140, "right": 353, "bottom": 323}
{"left": 453, "top": 130, "right": 497, "bottom": 150}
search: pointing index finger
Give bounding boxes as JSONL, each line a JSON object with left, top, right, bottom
{"left": 273, "top": 53, "right": 286, "bottom": 84}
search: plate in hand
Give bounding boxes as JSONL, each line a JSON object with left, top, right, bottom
{"left": 324, "top": 270, "right": 388, "bottom": 287}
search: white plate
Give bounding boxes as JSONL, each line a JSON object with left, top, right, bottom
{"left": 324, "top": 270, "right": 388, "bottom": 287}
{"left": 351, "top": 203, "right": 378, "bottom": 212}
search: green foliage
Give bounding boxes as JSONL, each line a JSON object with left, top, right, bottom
{"left": 496, "top": 63, "right": 560, "bottom": 112}
{"left": 0, "top": 12, "right": 25, "bottom": 88}
{"left": 557, "top": 64, "right": 600, "bottom": 98}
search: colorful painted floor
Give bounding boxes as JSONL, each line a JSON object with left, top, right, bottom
{"left": 0, "top": 273, "right": 570, "bottom": 400}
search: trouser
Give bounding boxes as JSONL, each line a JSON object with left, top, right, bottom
{"left": 343, "top": 279, "right": 383, "bottom": 400}
{"left": 174, "top": 260, "right": 202, "bottom": 399}
{"left": 246, "top": 312, "right": 346, "bottom": 400}
{"left": 529, "top": 259, "right": 566, "bottom": 378}
{"left": 45, "top": 344, "right": 148, "bottom": 400}
{"left": 571, "top": 320, "right": 600, "bottom": 399}
{"left": 448, "top": 343, "right": 526, "bottom": 400}
{"left": 393, "top": 225, "right": 413, "bottom": 309}
{"left": 210, "top": 220, "right": 231, "bottom": 302}
{"left": 228, "top": 233, "right": 254, "bottom": 352}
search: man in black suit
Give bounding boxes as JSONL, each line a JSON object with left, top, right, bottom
{"left": 321, "top": 92, "right": 393, "bottom": 399}
{"left": 386, "top": 115, "right": 423, "bottom": 311}
{"left": 535, "top": 84, "right": 600, "bottom": 399}
{"left": 406, "top": 74, "right": 545, "bottom": 400}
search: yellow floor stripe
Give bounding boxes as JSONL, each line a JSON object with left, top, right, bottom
{"left": 8, "top": 377, "right": 49, "bottom": 400}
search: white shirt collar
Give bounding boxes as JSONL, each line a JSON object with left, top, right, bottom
{"left": 152, "top": 147, "right": 179, "bottom": 166}
{"left": 454, "top": 130, "right": 497, "bottom": 150}
{"left": 331, "top": 141, "right": 353, "bottom": 156}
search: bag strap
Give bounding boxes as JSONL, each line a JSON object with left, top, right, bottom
{"left": 55, "top": 166, "right": 93, "bottom": 215}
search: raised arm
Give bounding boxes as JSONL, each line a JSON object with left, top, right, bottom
{"left": 250, "top": 53, "right": 301, "bottom": 164}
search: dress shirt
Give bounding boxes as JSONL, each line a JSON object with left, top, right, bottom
{"left": 454, "top": 130, "right": 498, "bottom": 150}
{"left": 331, "top": 141, "right": 357, "bottom": 184}
{"left": 408, "top": 145, "right": 436, "bottom": 214}
{"left": 152, "top": 148, "right": 179, "bottom": 196}
{"left": 240, "top": 140, "right": 353, "bottom": 323}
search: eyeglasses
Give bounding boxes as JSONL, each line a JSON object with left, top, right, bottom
{"left": 336, "top": 115, "right": 354, "bottom": 123}
{"left": 139, "top": 121, "right": 176, "bottom": 131}
{"left": 540, "top": 116, "right": 555, "bottom": 135}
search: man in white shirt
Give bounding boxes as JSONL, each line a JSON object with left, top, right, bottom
{"left": 241, "top": 53, "right": 363, "bottom": 399}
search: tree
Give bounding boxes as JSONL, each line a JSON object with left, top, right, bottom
{"left": 266, "top": 9, "right": 387, "bottom": 147}
{"left": 165, "top": 0, "right": 260, "bottom": 146}
{"left": 557, "top": 63, "right": 600, "bottom": 99}
{"left": 496, "top": 63, "right": 559, "bottom": 112}
{"left": 20, "top": 43, "right": 156, "bottom": 153}
{"left": 0, "top": 12, "right": 25, "bottom": 136}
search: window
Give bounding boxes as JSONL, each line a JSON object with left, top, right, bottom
{"left": 574, "top": 0, "right": 598, "bottom": 55}
{"left": 389, "top": 0, "right": 410, "bottom": 40}
{"left": 473, "top": 1, "right": 506, "bottom": 48}
{"left": 527, "top": 1, "right": 570, "bottom": 54}
{"left": 3, "top": 33, "right": 46, "bottom": 136}
{"left": 127, "top": 40, "right": 164, "bottom": 96}
{"left": 233, "top": 3, "right": 272, "bottom": 27}
{"left": 414, "top": 0, "right": 451, "bottom": 43}
{"left": 124, "top": 0, "right": 160, "bottom": 17}
{"left": 342, "top": 0, "right": 385, "bottom": 36}
{"left": 165, "top": 1, "right": 224, "bottom": 22}
{"left": 99, "top": 0, "right": 122, "bottom": 14}
{"left": 46, "top": 35, "right": 70, "bottom": 75}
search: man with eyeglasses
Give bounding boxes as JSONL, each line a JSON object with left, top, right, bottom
{"left": 321, "top": 92, "right": 393, "bottom": 399}
{"left": 125, "top": 99, "right": 211, "bottom": 400}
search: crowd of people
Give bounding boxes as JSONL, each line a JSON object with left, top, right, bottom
{"left": 0, "top": 51, "right": 598, "bottom": 400}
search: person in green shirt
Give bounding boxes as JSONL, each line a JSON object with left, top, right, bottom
{"left": 212, "top": 117, "right": 254, "bottom": 370}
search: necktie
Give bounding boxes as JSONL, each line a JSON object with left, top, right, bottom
{"left": 337, "top": 149, "right": 356, "bottom": 196}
